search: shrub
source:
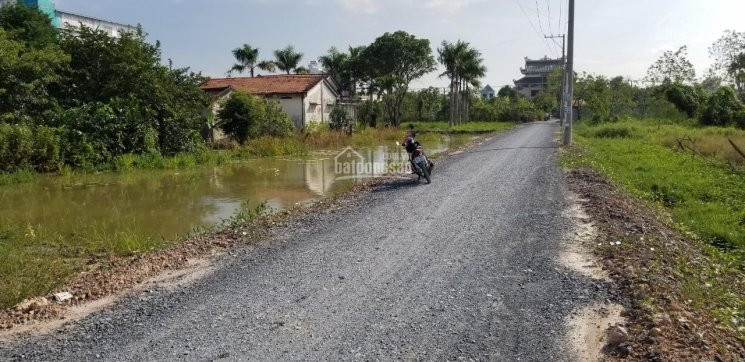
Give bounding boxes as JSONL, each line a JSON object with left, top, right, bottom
{"left": 258, "top": 100, "right": 294, "bottom": 138}
{"left": 0, "top": 123, "right": 62, "bottom": 172}
{"left": 218, "top": 92, "right": 266, "bottom": 144}
{"left": 701, "top": 86, "right": 745, "bottom": 127}
{"left": 329, "top": 106, "right": 352, "bottom": 131}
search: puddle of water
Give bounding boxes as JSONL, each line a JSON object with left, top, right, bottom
{"left": 3, "top": 135, "right": 473, "bottom": 241}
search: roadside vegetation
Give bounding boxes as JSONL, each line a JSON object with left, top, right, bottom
{"left": 559, "top": 30, "right": 745, "bottom": 347}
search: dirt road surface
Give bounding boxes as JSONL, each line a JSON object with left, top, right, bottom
{"left": 2, "top": 121, "right": 610, "bottom": 361}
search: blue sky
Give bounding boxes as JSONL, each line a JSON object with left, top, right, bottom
{"left": 55, "top": 0, "right": 745, "bottom": 89}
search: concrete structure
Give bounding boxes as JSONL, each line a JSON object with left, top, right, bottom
{"left": 481, "top": 84, "right": 495, "bottom": 99}
{"left": 200, "top": 75, "right": 340, "bottom": 131}
{"left": 0, "top": 0, "right": 136, "bottom": 38}
{"left": 513, "top": 56, "right": 564, "bottom": 99}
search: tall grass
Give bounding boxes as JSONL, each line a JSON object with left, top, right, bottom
{"left": 0, "top": 200, "right": 271, "bottom": 309}
{"left": 404, "top": 121, "right": 514, "bottom": 133}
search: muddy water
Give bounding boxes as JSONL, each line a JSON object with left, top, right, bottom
{"left": 4, "top": 136, "right": 470, "bottom": 241}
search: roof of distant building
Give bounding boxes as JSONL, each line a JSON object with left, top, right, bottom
{"left": 482, "top": 84, "right": 495, "bottom": 93}
{"left": 521, "top": 57, "right": 564, "bottom": 75}
{"left": 200, "top": 74, "right": 335, "bottom": 96}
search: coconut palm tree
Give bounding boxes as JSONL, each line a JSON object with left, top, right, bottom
{"left": 228, "top": 44, "right": 276, "bottom": 76}
{"left": 273, "top": 45, "right": 304, "bottom": 75}
{"left": 229, "top": 44, "right": 260, "bottom": 77}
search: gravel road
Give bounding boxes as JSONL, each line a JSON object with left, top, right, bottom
{"left": 3, "top": 121, "right": 610, "bottom": 361}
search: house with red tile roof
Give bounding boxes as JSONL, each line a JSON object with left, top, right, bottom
{"left": 200, "top": 74, "right": 339, "bottom": 130}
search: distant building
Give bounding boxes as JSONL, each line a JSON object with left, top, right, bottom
{"left": 200, "top": 74, "right": 340, "bottom": 131}
{"left": 308, "top": 61, "right": 323, "bottom": 74}
{"left": 481, "top": 84, "right": 495, "bottom": 99}
{"left": 0, "top": 0, "right": 136, "bottom": 38}
{"left": 514, "top": 56, "right": 564, "bottom": 99}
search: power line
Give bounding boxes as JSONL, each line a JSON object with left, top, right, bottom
{"left": 546, "top": 0, "right": 553, "bottom": 36}
{"left": 512, "top": 0, "right": 555, "bottom": 56}
{"left": 534, "top": 0, "right": 560, "bottom": 57}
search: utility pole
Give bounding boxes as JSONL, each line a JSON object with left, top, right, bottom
{"left": 563, "top": 0, "right": 575, "bottom": 146}
{"left": 545, "top": 34, "right": 565, "bottom": 125}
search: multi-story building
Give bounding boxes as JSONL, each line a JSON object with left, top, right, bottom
{"left": 513, "top": 56, "right": 564, "bottom": 99}
{"left": 0, "top": 0, "right": 136, "bottom": 38}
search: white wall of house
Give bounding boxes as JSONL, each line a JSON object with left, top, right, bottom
{"left": 265, "top": 95, "right": 304, "bottom": 129}
{"left": 304, "top": 81, "right": 337, "bottom": 126}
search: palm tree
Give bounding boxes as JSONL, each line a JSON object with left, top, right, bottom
{"left": 273, "top": 45, "right": 304, "bottom": 75}
{"left": 459, "top": 47, "right": 487, "bottom": 123}
{"left": 257, "top": 60, "right": 277, "bottom": 73}
{"left": 229, "top": 44, "right": 260, "bottom": 77}
{"left": 319, "top": 47, "right": 349, "bottom": 89}
{"left": 228, "top": 44, "right": 276, "bottom": 77}
{"left": 438, "top": 40, "right": 468, "bottom": 125}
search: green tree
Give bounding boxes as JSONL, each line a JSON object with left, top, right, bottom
{"left": 0, "top": 4, "right": 57, "bottom": 48}
{"left": 218, "top": 92, "right": 266, "bottom": 143}
{"left": 701, "top": 86, "right": 745, "bottom": 127}
{"left": 662, "top": 83, "right": 707, "bottom": 118}
{"left": 0, "top": 28, "right": 68, "bottom": 124}
{"left": 359, "top": 31, "right": 436, "bottom": 126}
{"left": 574, "top": 73, "right": 612, "bottom": 121}
{"left": 273, "top": 45, "right": 304, "bottom": 75}
{"left": 56, "top": 26, "right": 208, "bottom": 155}
{"left": 497, "top": 86, "right": 519, "bottom": 99}
{"left": 645, "top": 46, "right": 696, "bottom": 85}
{"left": 608, "top": 76, "right": 635, "bottom": 116}
{"left": 318, "top": 47, "right": 349, "bottom": 90}
{"left": 709, "top": 30, "right": 745, "bottom": 94}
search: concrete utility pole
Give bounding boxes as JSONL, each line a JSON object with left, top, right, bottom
{"left": 563, "top": 0, "right": 575, "bottom": 146}
{"left": 545, "top": 34, "right": 565, "bottom": 126}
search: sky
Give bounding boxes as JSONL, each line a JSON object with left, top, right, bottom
{"left": 54, "top": 0, "right": 745, "bottom": 90}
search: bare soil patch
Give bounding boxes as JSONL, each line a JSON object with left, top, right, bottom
{"left": 567, "top": 168, "right": 745, "bottom": 361}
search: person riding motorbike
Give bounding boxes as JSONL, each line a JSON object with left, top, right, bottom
{"left": 401, "top": 130, "right": 434, "bottom": 175}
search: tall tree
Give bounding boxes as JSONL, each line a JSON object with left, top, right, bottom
{"left": 645, "top": 46, "right": 696, "bottom": 85}
{"left": 318, "top": 47, "right": 349, "bottom": 91}
{"left": 229, "top": 44, "right": 259, "bottom": 77}
{"left": 227, "top": 44, "right": 275, "bottom": 76}
{"left": 273, "top": 45, "right": 304, "bottom": 75}
{"left": 438, "top": 40, "right": 467, "bottom": 126}
{"left": 0, "top": 4, "right": 58, "bottom": 48}
{"left": 359, "top": 31, "right": 436, "bottom": 126}
{"left": 438, "top": 41, "right": 486, "bottom": 125}
{"left": 709, "top": 30, "right": 745, "bottom": 92}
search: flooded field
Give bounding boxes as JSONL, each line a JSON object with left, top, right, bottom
{"left": 4, "top": 135, "right": 472, "bottom": 241}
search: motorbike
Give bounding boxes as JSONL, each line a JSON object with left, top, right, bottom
{"left": 401, "top": 142, "right": 433, "bottom": 184}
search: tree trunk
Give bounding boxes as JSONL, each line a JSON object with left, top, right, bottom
{"left": 449, "top": 79, "right": 455, "bottom": 127}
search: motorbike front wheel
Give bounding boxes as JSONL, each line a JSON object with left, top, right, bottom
{"left": 417, "top": 161, "right": 431, "bottom": 184}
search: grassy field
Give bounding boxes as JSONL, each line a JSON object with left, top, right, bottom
{"left": 403, "top": 121, "right": 514, "bottom": 133}
{"left": 564, "top": 118, "right": 745, "bottom": 250}
{"left": 563, "top": 118, "right": 745, "bottom": 338}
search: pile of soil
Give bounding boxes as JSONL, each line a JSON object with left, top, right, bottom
{"left": 567, "top": 168, "right": 745, "bottom": 361}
